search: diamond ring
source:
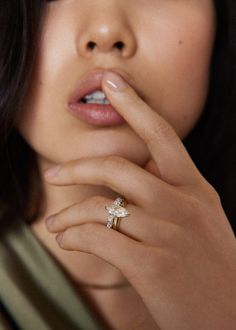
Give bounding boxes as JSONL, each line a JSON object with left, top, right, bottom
{"left": 105, "top": 197, "right": 130, "bottom": 230}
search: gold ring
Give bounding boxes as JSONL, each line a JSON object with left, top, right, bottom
{"left": 112, "top": 216, "right": 121, "bottom": 231}
{"left": 105, "top": 197, "right": 130, "bottom": 230}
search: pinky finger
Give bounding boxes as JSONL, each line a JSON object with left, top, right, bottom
{"left": 56, "top": 223, "right": 148, "bottom": 281}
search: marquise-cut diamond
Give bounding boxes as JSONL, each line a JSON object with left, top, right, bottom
{"left": 105, "top": 197, "right": 129, "bottom": 229}
{"left": 105, "top": 205, "right": 129, "bottom": 218}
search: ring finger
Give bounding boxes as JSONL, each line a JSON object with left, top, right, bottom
{"left": 45, "top": 196, "right": 180, "bottom": 246}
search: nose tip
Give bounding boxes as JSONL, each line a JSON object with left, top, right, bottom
{"left": 77, "top": 20, "right": 137, "bottom": 59}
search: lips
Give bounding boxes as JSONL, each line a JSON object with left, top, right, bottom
{"left": 68, "top": 71, "right": 105, "bottom": 105}
{"left": 67, "top": 69, "right": 142, "bottom": 126}
{"left": 67, "top": 70, "right": 121, "bottom": 126}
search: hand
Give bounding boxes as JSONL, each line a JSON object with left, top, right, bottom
{"left": 44, "top": 72, "right": 236, "bottom": 330}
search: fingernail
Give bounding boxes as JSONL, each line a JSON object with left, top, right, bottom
{"left": 103, "top": 72, "right": 128, "bottom": 92}
{"left": 45, "top": 215, "right": 54, "bottom": 228}
{"left": 56, "top": 233, "right": 63, "bottom": 244}
{"left": 44, "top": 165, "right": 60, "bottom": 179}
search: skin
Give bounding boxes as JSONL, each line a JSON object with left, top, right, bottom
{"left": 16, "top": 0, "right": 236, "bottom": 329}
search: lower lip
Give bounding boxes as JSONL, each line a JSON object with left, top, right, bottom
{"left": 68, "top": 103, "right": 126, "bottom": 126}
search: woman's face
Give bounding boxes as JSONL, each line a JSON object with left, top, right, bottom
{"left": 18, "top": 0, "right": 215, "bottom": 169}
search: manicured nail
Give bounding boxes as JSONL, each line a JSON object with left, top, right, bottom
{"left": 44, "top": 165, "right": 60, "bottom": 179}
{"left": 103, "top": 72, "right": 128, "bottom": 92}
{"left": 45, "top": 215, "right": 54, "bottom": 228}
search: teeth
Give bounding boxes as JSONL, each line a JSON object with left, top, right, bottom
{"left": 81, "top": 90, "right": 110, "bottom": 104}
{"left": 86, "top": 99, "right": 110, "bottom": 104}
{"left": 84, "top": 90, "right": 106, "bottom": 100}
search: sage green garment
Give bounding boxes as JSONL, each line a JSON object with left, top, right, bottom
{"left": 0, "top": 221, "right": 105, "bottom": 330}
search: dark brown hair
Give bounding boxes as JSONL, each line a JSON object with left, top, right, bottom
{"left": 0, "top": 0, "right": 236, "bottom": 234}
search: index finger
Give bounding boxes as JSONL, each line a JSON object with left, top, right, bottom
{"left": 102, "top": 71, "right": 203, "bottom": 187}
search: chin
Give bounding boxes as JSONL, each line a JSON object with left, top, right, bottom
{"left": 37, "top": 141, "right": 150, "bottom": 170}
{"left": 33, "top": 125, "right": 151, "bottom": 170}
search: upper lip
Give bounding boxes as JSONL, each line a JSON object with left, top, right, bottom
{"left": 68, "top": 69, "right": 144, "bottom": 105}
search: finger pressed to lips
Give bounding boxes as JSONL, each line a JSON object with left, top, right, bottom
{"left": 102, "top": 72, "right": 203, "bottom": 187}
{"left": 45, "top": 195, "right": 184, "bottom": 246}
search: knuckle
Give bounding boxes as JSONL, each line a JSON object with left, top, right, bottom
{"left": 147, "top": 119, "right": 176, "bottom": 144}
{"left": 203, "top": 183, "right": 222, "bottom": 205}
{"left": 190, "top": 180, "right": 222, "bottom": 207}
{"left": 183, "top": 196, "right": 213, "bottom": 232}
{"left": 71, "top": 162, "right": 81, "bottom": 180}
{"left": 88, "top": 195, "right": 108, "bottom": 209}
{"left": 156, "top": 249, "right": 180, "bottom": 279}
{"left": 101, "top": 155, "right": 116, "bottom": 169}
{"left": 150, "top": 221, "right": 191, "bottom": 257}
{"left": 161, "top": 222, "right": 184, "bottom": 244}
{"left": 59, "top": 224, "right": 102, "bottom": 254}
{"left": 185, "top": 196, "right": 203, "bottom": 220}
{"left": 78, "top": 223, "right": 97, "bottom": 253}
{"left": 102, "top": 155, "right": 127, "bottom": 171}
{"left": 101, "top": 156, "right": 128, "bottom": 184}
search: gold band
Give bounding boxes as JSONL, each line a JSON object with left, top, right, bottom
{"left": 112, "top": 216, "right": 121, "bottom": 231}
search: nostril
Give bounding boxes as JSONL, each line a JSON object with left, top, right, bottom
{"left": 114, "top": 41, "right": 124, "bottom": 50}
{"left": 86, "top": 41, "right": 125, "bottom": 51}
{"left": 87, "top": 41, "right": 96, "bottom": 50}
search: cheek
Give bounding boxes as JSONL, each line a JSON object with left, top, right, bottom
{"left": 139, "top": 4, "right": 215, "bottom": 138}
